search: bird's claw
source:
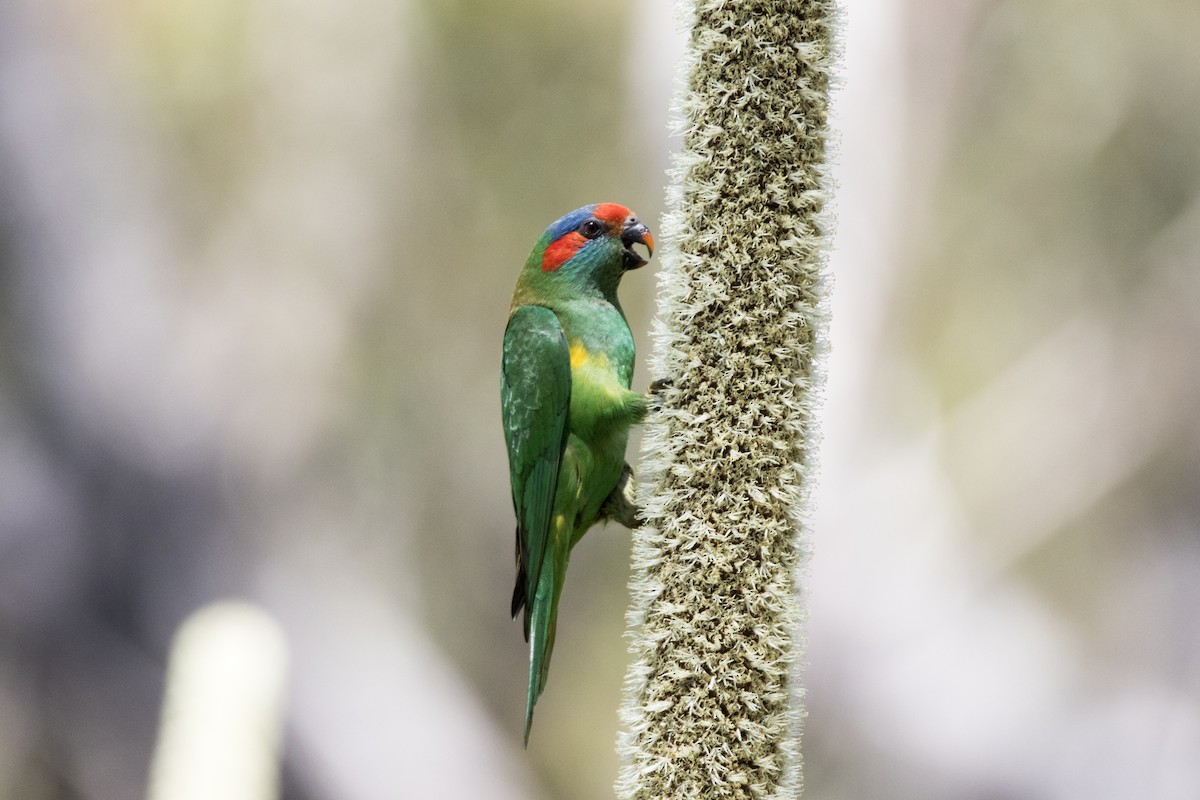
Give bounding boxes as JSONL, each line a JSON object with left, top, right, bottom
{"left": 648, "top": 377, "right": 674, "bottom": 412}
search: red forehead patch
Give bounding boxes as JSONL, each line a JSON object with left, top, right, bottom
{"left": 592, "top": 202, "right": 632, "bottom": 225}
{"left": 542, "top": 231, "right": 586, "bottom": 272}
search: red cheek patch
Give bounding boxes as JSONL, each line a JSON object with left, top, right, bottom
{"left": 542, "top": 231, "right": 587, "bottom": 272}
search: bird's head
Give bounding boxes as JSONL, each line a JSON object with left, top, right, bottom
{"left": 520, "top": 203, "right": 654, "bottom": 299}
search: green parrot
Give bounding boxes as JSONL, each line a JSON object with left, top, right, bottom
{"left": 501, "top": 202, "right": 655, "bottom": 744}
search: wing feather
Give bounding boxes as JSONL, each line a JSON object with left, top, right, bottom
{"left": 501, "top": 305, "right": 571, "bottom": 639}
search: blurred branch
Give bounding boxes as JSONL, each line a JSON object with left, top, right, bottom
{"left": 616, "top": 1, "right": 836, "bottom": 797}
{"left": 147, "top": 602, "right": 288, "bottom": 800}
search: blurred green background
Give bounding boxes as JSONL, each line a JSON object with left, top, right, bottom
{"left": 1, "top": 0, "right": 1197, "bottom": 798}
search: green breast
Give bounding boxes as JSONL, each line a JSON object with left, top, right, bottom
{"left": 556, "top": 299, "right": 635, "bottom": 441}
{"left": 559, "top": 299, "right": 635, "bottom": 386}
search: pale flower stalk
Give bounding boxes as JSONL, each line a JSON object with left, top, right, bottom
{"left": 616, "top": 1, "right": 836, "bottom": 798}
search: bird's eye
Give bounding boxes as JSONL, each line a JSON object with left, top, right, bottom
{"left": 580, "top": 219, "right": 603, "bottom": 239}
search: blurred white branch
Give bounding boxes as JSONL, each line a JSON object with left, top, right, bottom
{"left": 147, "top": 602, "right": 288, "bottom": 800}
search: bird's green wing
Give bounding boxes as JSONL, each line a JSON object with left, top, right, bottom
{"left": 501, "top": 305, "right": 571, "bottom": 640}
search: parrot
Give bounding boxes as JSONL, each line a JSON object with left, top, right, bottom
{"left": 501, "top": 202, "right": 655, "bottom": 745}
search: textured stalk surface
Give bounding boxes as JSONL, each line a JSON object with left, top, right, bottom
{"left": 616, "top": 1, "right": 836, "bottom": 798}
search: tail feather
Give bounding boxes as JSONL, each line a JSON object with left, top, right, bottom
{"left": 523, "top": 564, "right": 562, "bottom": 747}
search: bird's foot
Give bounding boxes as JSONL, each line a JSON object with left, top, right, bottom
{"left": 600, "top": 463, "right": 641, "bottom": 528}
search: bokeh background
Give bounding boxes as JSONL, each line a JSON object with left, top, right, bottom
{"left": 1, "top": 0, "right": 1198, "bottom": 798}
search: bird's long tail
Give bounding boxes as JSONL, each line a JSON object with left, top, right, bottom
{"left": 524, "top": 561, "right": 564, "bottom": 746}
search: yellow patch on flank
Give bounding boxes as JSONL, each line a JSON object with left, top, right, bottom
{"left": 569, "top": 340, "right": 608, "bottom": 370}
{"left": 555, "top": 514, "right": 566, "bottom": 529}
{"left": 569, "top": 341, "right": 589, "bottom": 369}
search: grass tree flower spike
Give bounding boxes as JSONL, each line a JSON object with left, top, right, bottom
{"left": 617, "top": 1, "right": 837, "bottom": 798}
